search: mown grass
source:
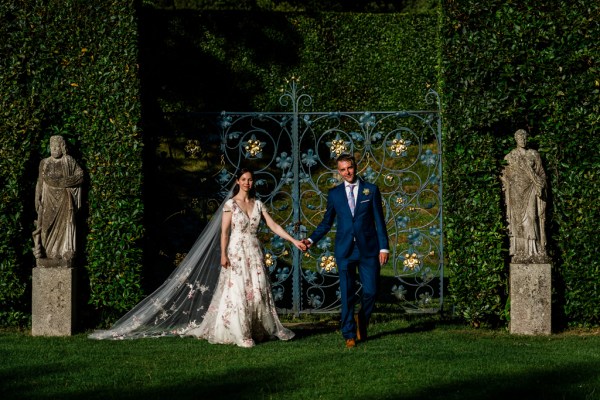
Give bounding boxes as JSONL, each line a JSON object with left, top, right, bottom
{"left": 2, "top": 315, "right": 600, "bottom": 400}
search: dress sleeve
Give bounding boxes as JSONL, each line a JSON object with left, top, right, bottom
{"left": 223, "top": 199, "right": 233, "bottom": 212}
{"left": 257, "top": 199, "right": 268, "bottom": 214}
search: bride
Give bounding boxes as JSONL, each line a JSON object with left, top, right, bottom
{"left": 90, "top": 168, "right": 306, "bottom": 347}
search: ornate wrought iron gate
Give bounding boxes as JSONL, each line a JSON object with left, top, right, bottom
{"left": 211, "top": 78, "right": 443, "bottom": 315}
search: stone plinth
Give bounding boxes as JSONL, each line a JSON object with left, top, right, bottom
{"left": 32, "top": 267, "right": 76, "bottom": 336}
{"left": 36, "top": 257, "right": 74, "bottom": 268}
{"left": 510, "top": 263, "right": 551, "bottom": 335}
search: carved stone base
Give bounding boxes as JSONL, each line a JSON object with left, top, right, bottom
{"left": 509, "top": 263, "right": 551, "bottom": 335}
{"left": 32, "top": 267, "right": 76, "bottom": 336}
{"left": 36, "top": 257, "right": 74, "bottom": 268}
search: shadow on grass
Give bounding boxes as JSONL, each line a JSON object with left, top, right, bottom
{"left": 3, "top": 317, "right": 598, "bottom": 400}
{"left": 5, "top": 359, "right": 598, "bottom": 400}
{"left": 368, "top": 318, "right": 438, "bottom": 341}
{"left": 384, "top": 361, "right": 600, "bottom": 400}
{"left": 284, "top": 313, "right": 447, "bottom": 341}
{"left": 0, "top": 369, "right": 257, "bottom": 400}
{"left": 285, "top": 319, "right": 339, "bottom": 340}
{"left": 2, "top": 329, "right": 600, "bottom": 400}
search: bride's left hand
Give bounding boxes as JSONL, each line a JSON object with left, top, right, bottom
{"left": 293, "top": 240, "right": 307, "bottom": 252}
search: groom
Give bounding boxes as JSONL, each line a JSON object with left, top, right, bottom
{"left": 303, "top": 153, "right": 389, "bottom": 348}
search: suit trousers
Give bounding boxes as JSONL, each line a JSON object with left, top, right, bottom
{"left": 337, "top": 243, "right": 380, "bottom": 339}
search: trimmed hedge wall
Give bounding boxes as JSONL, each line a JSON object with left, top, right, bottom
{"left": 138, "top": 8, "right": 442, "bottom": 289}
{"left": 1, "top": 1, "right": 441, "bottom": 327}
{"left": 0, "top": 1, "right": 144, "bottom": 326}
{"left": 139, "top": 9, "right": 441, "bottom": 113}
{"left": 4, "top": 0, "right": 597, "bottom": 329}
{"left": 442, "top": 0, "right": 600, "bottom": 327}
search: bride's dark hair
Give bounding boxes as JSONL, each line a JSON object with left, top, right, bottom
{"left": 231, "top": 168, "right": 256, "bottom": 199}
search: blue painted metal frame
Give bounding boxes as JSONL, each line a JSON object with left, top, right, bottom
{"left": 215, "top": 78, "right": 443, "bottom": 315}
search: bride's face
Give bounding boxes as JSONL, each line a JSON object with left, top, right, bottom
{"left": 237, "top": 172, "right": 254, "bottom": 192}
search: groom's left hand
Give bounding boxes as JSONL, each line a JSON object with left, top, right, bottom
{"left": 379, "top": 251, "right": 389, "bottom": 266}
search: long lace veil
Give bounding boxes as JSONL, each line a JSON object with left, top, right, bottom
{"left": 89, "top": 189, "right": 232, "bottom": 339}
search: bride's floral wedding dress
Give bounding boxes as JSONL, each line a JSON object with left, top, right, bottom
{"left": 89, "top": 197, "right": 294, "bottom": 348}
{"left": 181, "top": 199, "right": 294, "bottom": 347}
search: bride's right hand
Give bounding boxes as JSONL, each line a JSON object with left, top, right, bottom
{"left": 221, "top": 255, "right": 230, "bottom": 268}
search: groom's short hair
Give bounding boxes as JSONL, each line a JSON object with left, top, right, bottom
{"left": 336, "top": 153, "right": 356, "bottom": 167}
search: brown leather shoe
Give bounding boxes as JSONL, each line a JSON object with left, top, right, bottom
{"left": 345, "top": 338, "right": 356, "bottom": 349}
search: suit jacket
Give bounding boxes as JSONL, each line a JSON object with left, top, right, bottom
{"left": 309, "top": 179, "right": 389, "bottom": 260}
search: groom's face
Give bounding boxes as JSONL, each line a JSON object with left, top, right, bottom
{"left": 337, "top": 160, "right": 356, "bottom": 184}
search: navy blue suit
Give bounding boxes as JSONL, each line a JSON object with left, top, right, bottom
{"left": 309, "top": 179, "right": 389, "bottom": 339}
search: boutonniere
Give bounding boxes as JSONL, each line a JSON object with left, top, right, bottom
{"left": 362, "top": 188, "right": 370, "bottom": 196}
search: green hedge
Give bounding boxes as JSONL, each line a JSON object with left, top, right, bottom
{"left": 138, "top": 8, "right": 442, "bottom": 287}
{"left": 1, "top": 2, "right": 441, "bottom": 327}
{"left": 0, "top": 0, "right": 144, "bottom": 326}
{"left": 142, "top": 0, "right": 439, "bottom": 13}
{"left": 442, "top": 0, "right": 600, "bottom": 327}
{"left": 139, "top": 9, "right": 441, "bottom": 113}
{"left": 4, "top": 0, "right": 598, "bottom": 329}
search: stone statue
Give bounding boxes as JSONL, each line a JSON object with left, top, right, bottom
{"left": 33, "top": 135, "right": 84, "bottom": 267}
{"left": 501, "top": 129, "right": 549, "bottom": 264}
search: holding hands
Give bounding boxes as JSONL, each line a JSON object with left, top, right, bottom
{"left": 293, "top": 239, "right": 307, "bottom": 252}
{"left": 300, "top": 239, "right": 312, "bottom": 251}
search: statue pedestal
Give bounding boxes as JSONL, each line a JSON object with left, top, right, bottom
{"left": 32, "top": 266, "right": 76, "bottom": 336}
{"left": 509, "top": 263, "right": 551, "bottom": 335}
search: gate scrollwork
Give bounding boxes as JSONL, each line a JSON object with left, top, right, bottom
{"left": 215, "top": 77, "right": 443, "bottom": 315}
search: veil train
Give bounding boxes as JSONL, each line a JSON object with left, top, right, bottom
{"left": 89, "top": 189, "right": 231, "bottom": 340}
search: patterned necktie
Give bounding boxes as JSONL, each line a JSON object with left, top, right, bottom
{"left": 347, "top": 184, "right": 356, "bottom": 216}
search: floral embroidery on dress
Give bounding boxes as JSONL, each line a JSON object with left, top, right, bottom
{"left": 182, "top": 198, "right": 294, "bottom": 347}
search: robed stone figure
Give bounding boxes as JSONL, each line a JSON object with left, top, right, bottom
{"left": 501, "top": 129, "right": 549, "bottom": 264}
{"left": 33, "top": 135, "right": 84, "bottom": 266}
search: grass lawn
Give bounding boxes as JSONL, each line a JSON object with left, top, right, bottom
{"left": 2, "top": 316, "right": 599, "bottom": 400}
